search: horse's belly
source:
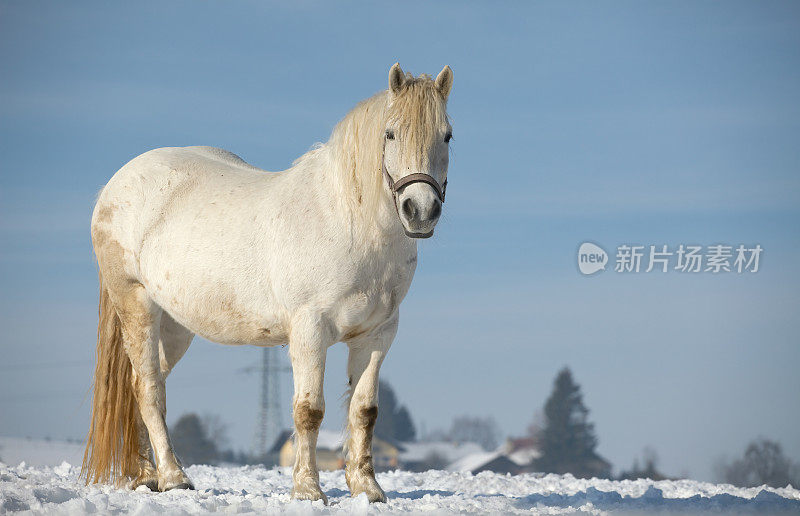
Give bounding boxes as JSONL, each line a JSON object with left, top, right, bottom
{"left": 143, "top": 272, "right": 288, "bottom": 346}
{"left": 165, "top": 298, "right": 287, "bottom": 346}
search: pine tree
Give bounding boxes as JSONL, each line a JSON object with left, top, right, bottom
{"left": 374, "top": 380, "right": 417, "bottom": 442}
{"left": 535, "top": 367, "right": 610, "bottom": 478}
{"left": 394, "top": 406, "right": 417, "bottom": 442}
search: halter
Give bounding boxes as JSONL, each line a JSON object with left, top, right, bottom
{"left": 381, "top": 145, "right": 447, "bottom": 239}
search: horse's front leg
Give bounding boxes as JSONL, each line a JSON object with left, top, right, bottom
{"left": 288, "top": 314, "right": 331, "bottom": 503}
{"left": 344, "top": 318, "right": 396, "bottom": 503}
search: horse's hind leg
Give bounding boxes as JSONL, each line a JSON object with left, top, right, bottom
{"left": 130, "top": 413, "right": 158, "bottom": 491}
{"left": 114, "top": 284, "right": 193, "bottom": 491}
{"left": 129, "top": 312, "right": 193, "bottom": 491}
{"left": 158, "top": 312, "right": 193, "bottom": 377}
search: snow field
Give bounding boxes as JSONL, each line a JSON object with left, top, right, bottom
{"left": 2, "top": 461, "right": 800, "bottom": 514}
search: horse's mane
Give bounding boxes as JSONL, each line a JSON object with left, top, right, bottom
{"left": 297, "top": 73, "right": 449, "bottom": 222}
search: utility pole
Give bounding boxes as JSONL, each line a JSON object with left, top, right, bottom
{"left": 243, "top": 346, "right": 291, "bottom": 460}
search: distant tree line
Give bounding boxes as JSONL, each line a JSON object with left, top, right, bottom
{"left": 168, "top": 370, "right": 799, "bottom": 488}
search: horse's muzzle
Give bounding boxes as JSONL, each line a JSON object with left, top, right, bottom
{"left": 400, "top": 197, "right": 441, "bottom": 239}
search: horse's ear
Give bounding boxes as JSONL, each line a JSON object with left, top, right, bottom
{"left": 389, "top": 62, "right": 405, "bottom": 95}
{"left": 435, "top": 65, "right": 453, "bottom": 99}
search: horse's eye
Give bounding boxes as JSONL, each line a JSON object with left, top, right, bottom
{"left": 444, "top": 132, "right": 453, "bottom": 143}
{"left": 385, "top": 130, "right": 395, "bottom": 140}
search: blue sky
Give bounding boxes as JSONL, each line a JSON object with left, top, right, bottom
{"left": 1, "top": 1, "right": 798, "bottom": 480}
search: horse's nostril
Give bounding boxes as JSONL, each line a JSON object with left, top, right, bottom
{"left": 401, "top": 198, "right": 418, "bottom": 221}
{"left": 429, "top": 201, "right": 441, "bottom": 221}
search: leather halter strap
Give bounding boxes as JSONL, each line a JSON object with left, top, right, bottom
{"left": 381, "top": 158, "right": 447, "bottom": 239}
{"left": 382, "top": 166, "right": 447, "bottom": 203}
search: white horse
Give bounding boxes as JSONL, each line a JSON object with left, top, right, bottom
{"left": 82, "top": 63, "right": 454, "bottom": 503}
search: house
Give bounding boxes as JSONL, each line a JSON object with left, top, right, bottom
{"left": 502, "top": 437, "right": 541, "bottom": 473}
{"left": 274, "top": 429, "right": 401, "bottom": 471}
{"left": 446, "top": 437, "right": 542, "bottom": 475}
{"left": 448, "top": 451, "right": 523, "bottom": 475}
{"left": 398, "top": 441, "right": 484, "bottom": 471}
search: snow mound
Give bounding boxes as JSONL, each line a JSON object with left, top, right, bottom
{"left": 1, "top": 462, "right": 799, "bottom": 514}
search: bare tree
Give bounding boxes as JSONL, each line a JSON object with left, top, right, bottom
{"left": 526, "top": 410, "right": 545, "bottom": 444}
{"left": 618, "top": 447, "right": 669, "bottom": 481}
{"left": 717, "top": 438, "right": 800, "bottom": 488}
{"left": 448, "top": 415, "right": 500, "bottom": 451}
{"left": 171, "top": 413, "right": 218, "bottom": 466}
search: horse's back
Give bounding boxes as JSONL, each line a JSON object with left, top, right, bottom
{"left": 92, "top": 145, "right": 273, "bottom": 274}
{"left": 113, "top": 145, "right": 264, "bottom": 183}
{"left": 148, "top": 145, "right": 262, "bottom": 172}
{"left": 95, "top": 145, "right": 269, "bottom": 220}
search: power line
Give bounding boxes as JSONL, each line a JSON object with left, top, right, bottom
{"left": 0, "top": 360, "right": 90, "bottom": 372}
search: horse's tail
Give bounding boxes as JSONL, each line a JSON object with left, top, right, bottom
{"left": 81, "top": 272, "right": 139, "bottom": 485}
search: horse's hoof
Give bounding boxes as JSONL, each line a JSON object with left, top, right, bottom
{"left": 130, "top": 478, "right": 159, "bottom": 491}
{"left": 291, "top": 486, "right": 328, "bottom": 505}
{"left": 347, "top": 472, "right": 386, "bottom": 503}
{"left": 129, "top": 469, "right": 159, "bottom": 491}
{"left": 163, "top": 482, "right": 195, "bottom": 491}
{"left": 352, "top": 482, "right": 386, "bottom": 503}
{"left": 158, "top": 471, "right": 195, "bottom": 492}
{"left": 367, "top": 489, "right": 387, "bottom": 503}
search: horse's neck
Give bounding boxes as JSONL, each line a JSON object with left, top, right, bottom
{"left": 302, "top": 152, "right": 414, "bottom": 254}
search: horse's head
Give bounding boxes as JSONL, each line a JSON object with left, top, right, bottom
{"left": 383, "top": 63, "right": 453, "bottom": 239}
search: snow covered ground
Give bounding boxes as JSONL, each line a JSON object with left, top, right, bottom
{"left": 2, "top": 460, "right": 800, "bottom": 515}
{"left": 2, "top": 437, "right": 799, "bottom": 514}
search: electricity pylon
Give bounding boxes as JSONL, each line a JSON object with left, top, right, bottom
{"left": 242, "top": 346, "right": 291, "bottom": 459}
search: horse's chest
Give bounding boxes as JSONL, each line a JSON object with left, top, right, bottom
{"left": 335, "top": 254, "right": 416, "bottom": 340}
